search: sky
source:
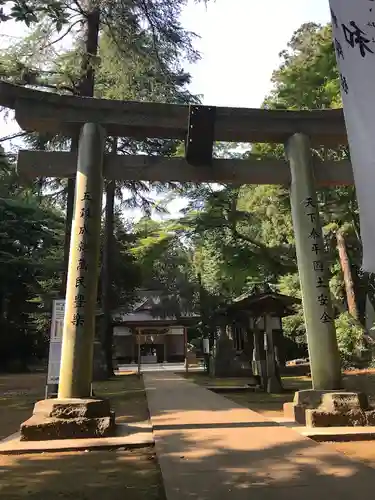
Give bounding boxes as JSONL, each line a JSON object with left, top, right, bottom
{"left": 0, "top": 0, "right": 332, "bottom": 218}
{"left": 180, "top": 0, "right": 331, "bottom": 109}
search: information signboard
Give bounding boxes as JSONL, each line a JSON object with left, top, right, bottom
{"left": 203, "top": 338, "right": 210, "bottom": 354}
{"left": 47, "top": 299, "right": 65, "bottom": 384}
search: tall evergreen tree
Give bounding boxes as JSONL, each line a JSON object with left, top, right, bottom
{"left": 1, "top": 0, "right": 207, "bottom": 375}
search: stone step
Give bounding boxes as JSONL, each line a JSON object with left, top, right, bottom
{"left": 20, "top": 413, "right": 115, "bottom": 441}
{"left": 297, "top": 426, "right": 375, "bottom": 442}
{"left": 1, "top": 423, "right": 153, "bottom": 454}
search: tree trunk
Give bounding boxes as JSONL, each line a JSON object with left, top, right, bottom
{"left": 79, "top": 6, "right": 100, "bottom": 98}
{"left": 355, "top": 267, "right": 369, "bottom": 326}
{"left": 337, "top": 230, "right": 359, "bottom": 320}
{"left": 101, "top": 139, "right": 117, "bottom": 377}
{"left": 61, "top": 4, "right": 100, "bottom": 294}
{"left": 102, "top": 180, "right": 116, "bottom": 377}
{"left": 61, "top": 177, "right": 76, "bottom": 295}
{"left": 35, "top": 135, "right": 48, "bottom": 202}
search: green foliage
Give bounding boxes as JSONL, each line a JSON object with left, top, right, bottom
{"left": 277, "top": 273, "right": 305, "bottom": 344}
{"left": 171, "top": 21, "right": 367, "bottom": 364}
{"left": 0, "top": 1, "right": 68, "bottom": 28}
{"left": 99, "top": 211, "right": 142, "bottom": 310}
{"left": 265, "top": 23, "right": 341, "bottom": 110}
{"left": 0, "top": 0, "right": 210, "bottom": 85}
{"left": 335, "top": 312, "right": 365, "bottom": 364}
{"left": 130, "top": 217, "right": 198, "bottom": 318}
{"left": 178, "top": 182, "right": 297, "bottom": 300}
{"left": 256, "top": 22, "right": 367, "bottom": 353}
{"left": 0, "top": 156, "right": 65, "bottom": 369}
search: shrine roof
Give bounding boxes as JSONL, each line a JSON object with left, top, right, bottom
{"left": 111, "top": 288, "right": 199, "bottom": 326}
{"left": 222, "top": 286, "right": 300, "bottom": 318}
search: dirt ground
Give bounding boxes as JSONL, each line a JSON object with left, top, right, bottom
{"left": 3, "top": 369, "right": 375, "bottom": 497}
{"left": 0, "top": 448, "right": 164, "bottom": 500}
{"left": 185, "top": 370, "right": 375, "bottom": 470}
{"left": 0, "top": 372, "right": 45, "bottom": 441}
{"left": 323, "top": 440, "right": 375, "bottom": 469}
{"left": 0, "top": 371, "right": 149, "bottom": 440}
{"left": 184, "top": 371, "right": 375, "bottom": 419}
{"left": 0, "top": 372, "right": 165, "bottom": 500}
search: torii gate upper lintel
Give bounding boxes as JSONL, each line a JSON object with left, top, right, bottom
{"left": 0, "top": 81, "right": 353, "bottom": 184}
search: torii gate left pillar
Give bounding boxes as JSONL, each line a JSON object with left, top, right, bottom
{"left": 20, "top": 123, "right": 115, "bottom": 441}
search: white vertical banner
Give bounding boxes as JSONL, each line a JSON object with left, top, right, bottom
{"left": 329, "top": 1, "right": 375, "bottom": 272}
{"left": 47, "top": 299, "right": 65, "bottom": 384}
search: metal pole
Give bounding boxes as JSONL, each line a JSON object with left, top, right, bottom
{"left": 163, "top": 333, "right": 167, "bottom": 363}
{"left": 264, "top": 315, "right": 283, "bottom": 393}
{"left": 285, "top": 133, "right": 341, "bottom": 390}
{"left": 137, "top": 329, "right": 141, "bottom": 376}
{"left": 184, "top": 327, "right": 189, "bottom": 374}
{"left": 58, "top": 123, "right": 105, "bottom": 399}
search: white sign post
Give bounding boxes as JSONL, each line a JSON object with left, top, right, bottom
{"left": 46, "top": 299, "right": 65, "bottom": 396}
{"left": 329, "top": 1, "right": 375, "bottom": 272}
{"left": 202, "top": 338, "right": 210, "bottom": 354}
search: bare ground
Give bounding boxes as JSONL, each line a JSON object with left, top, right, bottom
{"left": 0, "top": 372, "right": 165, "bottom": 500}
{"left": 185, "top": 370, "right": 375, "bottom": 470}
{"left": 0, "top": 448, "right": 164, "bottom": 500}
{"left": 3, "top": 369, "right": 375, "bottom": 497}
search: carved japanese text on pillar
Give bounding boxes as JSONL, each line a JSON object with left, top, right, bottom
{"left": 72, "top": 191, "right": 93, "bottom": 328}
{"left": 303, "top": 196, "right": 333, "bottom": 324}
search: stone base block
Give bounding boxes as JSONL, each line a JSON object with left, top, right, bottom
{"left": 365, "top": 410, "right": 375, "bottom": 425}
{"left": 283, "top": 402, "right": 307, "bottom": 425}
{"left": 284, "top": 390, "right": 373, "bottom": 427}
{"left": 33, "top": 398, "right": 111, "bottom": 419}
{"left": 266, "top": 375, "right": 284, "bottom": 394}
{"left": 306, "top": 409, "right": 366, "bottom": 427}
{"left": 20, "top": 398, "right": 115, "bottom": 441}
{"left": 293, "top": 389, "right": 341, "bottom": 408}
{"left": 320, "top": 392, "right": 369, "bottom": 412}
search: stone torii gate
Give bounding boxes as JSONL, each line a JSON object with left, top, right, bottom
{"left": 0, "top": 82, "right": 361, "bottom": 437}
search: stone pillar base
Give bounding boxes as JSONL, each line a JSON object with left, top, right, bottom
{"left": 20, "top": 398, "right": 115, "bottom": 441}
{"left": 284, "top": 389, "right": 375, "bottom": 427}
{"left": 266, "top": 375, "right": 283, "bottom": 394}
{"left": 92, "top": 341, "right": 108, "bottom": 381}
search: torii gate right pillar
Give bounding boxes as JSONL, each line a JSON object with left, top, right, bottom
{"left": 284, "top": 133, "right": 372, "bottom": 427}
{"left": 287, "top": 133, "right": 341, "bottom": 391}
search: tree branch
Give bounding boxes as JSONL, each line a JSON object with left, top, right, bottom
{"left": 139, "top": 0, "right": 168, "bottom": 76}
{"left": 0, "top": 131, "right": 28, "bottom": 143}
{"left": 35, "top": 81, "right": 76, "bottom": 94}
{"left": 225, "top": 189, "right": 296, "bottom": 269}
{"left": 42, "top": 18, "right": 83, "bottom": 49}
{"left": 71, "top": 0, "right": 86, "bottom": 16}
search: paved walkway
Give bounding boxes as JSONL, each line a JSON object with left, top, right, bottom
{"left": 144, "top": 372, "right": 375, "bottom": 500}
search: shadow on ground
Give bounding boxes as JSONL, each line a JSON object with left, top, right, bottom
{"left": 0, "top": 373, "right": 45, "bottom": 440}
{"left": 0, "top": 372, "right": 148, "bottom": 440}
{"left": 145, "top": 373, "right": 375, "bottom": 499}
{"left": 0, "top": 448, "right": 165, "bottom": 500}
{"left": 3, "top": 371, "right": 375, "bottom": 499}
{"left": 0, "top": 373, "right": 164, "bottom": 500}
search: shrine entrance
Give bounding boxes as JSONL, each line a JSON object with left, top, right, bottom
{"left": 0, "top": 80, "right": 353, "bottom": 439}
{"left": 112, "top": 293, "right": 193, "bottom": 367}
{"left": 138, "top": 331, "right": 165, "bottom": 365}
